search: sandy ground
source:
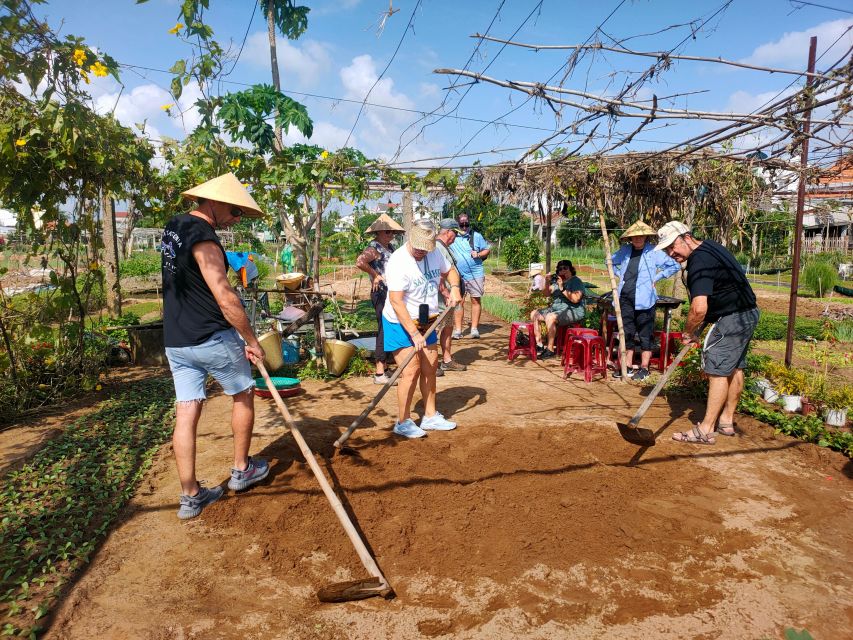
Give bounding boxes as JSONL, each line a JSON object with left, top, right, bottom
{"left": 36, "top": 317, "right": 852, "bottom": 640}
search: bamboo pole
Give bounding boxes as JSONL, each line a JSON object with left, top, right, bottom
{"left": 597, "top": 194, "right": 628, "bottom": 380}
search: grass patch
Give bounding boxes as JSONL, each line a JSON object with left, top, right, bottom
{"left": 482, "top": 294, "right": 523, "bottom": 322}
{"left": 123, "top": 301, "right": 161, "bottom": 319}
{"left": 0, "top": 377, "right": 176, "bottom": 637}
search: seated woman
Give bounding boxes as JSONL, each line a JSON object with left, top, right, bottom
{"left": 382, "top": 219, "right": 463, "bottom": 438}
{"left": 529, "top": 260, "right": 585, "bottom": 359}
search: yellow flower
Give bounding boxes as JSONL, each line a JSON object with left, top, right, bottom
{"left": 160, "top": 103, "right": 175, "bottom": 111}
{"left": 72, "top": 48, "right": 86, "bottom": 66}
{"left": 241, "top": 183, "right": 249, "bottom": 188}
{"left": 79, "top": 69, "right": 90, "bottom": 84}
{"left": 320, "top": 150, "right": 329, "bottom": 159}
{"left": 229, "top": 158, "right": 241, "bottom": 168}
{"left": 15, "top": 138, "right": 26, "bottom": 147}
{"left": 90, "top": 61, "right": 108, "bottom": 77}
{"left": 95, "top": 384, "right": 102, "bottom": 391}
{"left": 168, "top": 23, "right": 184, "bottom": 35}
{"left": 89, "top": 261, "right": 99, "bottom": 270}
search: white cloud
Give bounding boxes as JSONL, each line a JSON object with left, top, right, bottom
{"left": 242, "top": 32, "right": 332, "bottom": 87}
{"left": 418, "top": 82, "right": 440, "bottom": 98}
{"left": 93, "top": 83, "right": 172, "bottom": 131}
{"left": 740, "top": 19, "right": 853, "bottom": 69}
{"left": 282, "top": 120, "right": 353, "bottom": 151}
{"left": 341, "top": 54, "right": 414, "bottom": 110}
{"left": 725, "top": 87, "right": 795, "bottom": 114}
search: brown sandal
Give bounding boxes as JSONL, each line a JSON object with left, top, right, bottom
{"left": 716, "top": 423, "right": 736, "bottom": 436}
{"left": 672, "top": 425, "right": 716, "bottom": 445}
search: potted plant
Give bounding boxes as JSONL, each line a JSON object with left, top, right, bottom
{"left": 823, "top": 387, "right": 852, "bottom": 428}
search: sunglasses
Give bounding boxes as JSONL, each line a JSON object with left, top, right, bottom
{"left": 459, "top": 222, "right": 470, "bottom": 227}
{"left": 230, "top": 207, "right": 243, "bottom": 218}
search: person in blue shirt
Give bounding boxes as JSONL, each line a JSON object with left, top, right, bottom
{"left": 610, "top": 220, "right": 680, "bottom": 380}
{"left": 449, "top": 213, "right": 491, "bottom": 339}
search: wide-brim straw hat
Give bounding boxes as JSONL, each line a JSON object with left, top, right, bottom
{"left": 181, "top": 172, "right": 264, "bottom": 219}
{"left": 529, "top": 262, "right": 544, "bottom": 277}
{"left": 408, "top": 224, "right": 436, "bottom": 252}
{"left": 620, "top": 220, "right": 657, "bottom": 242}
{"left": 366, "top": 213, "right": 404, "bottom": 234}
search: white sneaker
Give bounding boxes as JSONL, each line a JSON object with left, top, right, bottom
{"left": 469, "top": 328, "right": 480, "bottom": 339}
{"left": 452, "top": 330, "right": 463, "bottom": 339}
{"left": 374, "top": 373, "right": 390, "bottom": 384}
{"left": 393, "top": 419, "right": 427, "bottom": 438}
{"left": 420, "top": 412, "right": 457, "bottom": 431}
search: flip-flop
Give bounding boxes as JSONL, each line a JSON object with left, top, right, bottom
{"left": 672, "top": 424, "right": 716, "bottom": 445}
{"left": 716, "top": 423, "right": 736, "bottom": 436}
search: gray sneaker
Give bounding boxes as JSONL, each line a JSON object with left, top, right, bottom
{"left": 451, "top": 330, "right": 463, "bottom": 340}
{"left": 469, "top": 327, "right": 481, "bottom": 339}
{"left": 228, "top": 456, "right": 270, "bottom": 492}
{"left": 440, "top": 359, "right": 467, "bottom": 372}
{"left": 177, "top": 485, "right": 224, "bottom": 520}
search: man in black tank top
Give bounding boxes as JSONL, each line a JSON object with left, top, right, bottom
{"left": 161, "top": 173, "right": 270, "bottom": 519}
{"left": 656, "top": 221, "right": 759, "bottom": 446}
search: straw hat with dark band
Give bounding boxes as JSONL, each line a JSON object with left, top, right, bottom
{"left": 365, "top": 213, "right": 405, "bottom": 234}
{"left": 619, "top": 220, "right": 657, "bottom": 242}
{"left": 408, "top": 222, "right": 436, "bottom": 252}
{"left": 182, "top": 172, "right": 264, "bottom": 219}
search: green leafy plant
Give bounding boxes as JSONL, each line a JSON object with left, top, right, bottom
{"left": 0, "top": 377, "right": 175, "bottom": 636}
{"left": 502, "top": 233, "right": 540, "bottom": 270}
{"left": 118, "top": 251, "right": 161, "bottom": 277}
{"left": 482, "top": 295, "right": 522, "bottom": 322}
{"left": 802, "top": 259, "right": 838, "bottom": 297}
{"left": 752, "top": 312, "right": 826, "bottom": 340}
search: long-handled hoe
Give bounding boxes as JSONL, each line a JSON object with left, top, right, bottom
{"left": 256, "top": 360, "right": 393, "bottom": 602}
{"left": 332, "top": 305, "right": 454, "bottom": 452}
{"left": 616, "top": 339, "right": 697, "bottom": 447}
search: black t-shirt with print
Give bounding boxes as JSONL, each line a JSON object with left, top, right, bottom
{"left": 620, "top": 246, "right": 643, "bottom": 302}
{"left": 161, "top": 214, "right": 231, "bottom": 347}
{"left": 686, "top": 239, "right": 756, "bottom": 322}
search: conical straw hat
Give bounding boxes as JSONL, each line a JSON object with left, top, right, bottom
{"left": 365, "top": 213, "right": 404, "bottom": 234}
{"left": 181, "top": 172, "right": 264, "bottom": 219}
{"left": 620, "top": 220, "right": 657, "bottom": 242}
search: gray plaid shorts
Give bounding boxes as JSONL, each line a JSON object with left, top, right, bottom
{"left": 702, "top": 308, "right": 759, "bottom": 376}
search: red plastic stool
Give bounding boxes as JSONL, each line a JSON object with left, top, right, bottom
{"left": 660, "top": 332, "right": 687, "bottom": 368}
{"left": 605, "top": 315, "right": 618, "bottom": 365}
{"left": 554, "top": 322, "right": 582, "bottom": 355}
{"left": 564, "top": 334, "right": 607, "bottom": 382}
{"left": 562, "top": 328, "right": 598, "bottom": 366}
{"left": 508, "top": 321, "right": 537, "bottom": 362}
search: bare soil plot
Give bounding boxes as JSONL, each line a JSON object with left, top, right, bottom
{"left": 44, "top": 320, "right": 852, "bottom": 640}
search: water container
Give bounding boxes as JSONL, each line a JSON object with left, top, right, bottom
{"left": 282, "top": 337, "right": 300, "bottom": 364}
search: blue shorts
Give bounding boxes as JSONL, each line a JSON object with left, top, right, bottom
{"left": 383, "top": 317, "right": 438, "bottom": 352}
{"left": 165, "top": 328, "right": 254, "bottom": 402}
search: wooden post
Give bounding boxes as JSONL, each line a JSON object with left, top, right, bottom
{"left": 597, "top": 195, "right": 628, "bottom": 379}
{"left": 101, "top": 191, "right": 122, "bottom": 318}
{"left": 785, "top": 36, "right": 817, "bottom": 368}
{"left": 402, "top": 191, "right": 413, "bottom": 235}
{"left": 313, "top": 190, "right": 325, "bottom": 359}
{"left": 543, "top": 195, "right": 552, "bottom": 275}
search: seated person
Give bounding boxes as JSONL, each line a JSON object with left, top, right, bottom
{"left": 529, "top": 264, "right": 547, "bottom": 292}
{"left": 529, "top": 260, "right": 585, "bottom": 359}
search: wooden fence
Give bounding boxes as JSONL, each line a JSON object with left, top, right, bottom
{"left": 802, "top": 236, "right": 852, "bottom": 255}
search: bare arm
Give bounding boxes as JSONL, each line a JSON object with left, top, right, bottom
{"left": 442, "top": 266, "right": 463, "bottom": 306}
{"left": 683, "top": 296, "right": 708, "bottom": 343}
{"left": 355, "top": 246, "right": 380, "bottom": 278}
{"left": 192, "top": 241, "right": 264, "bottom": 361}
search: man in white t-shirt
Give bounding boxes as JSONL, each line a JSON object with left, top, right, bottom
{"left": 383, "top": 219, "right": 463, "bottom": 438}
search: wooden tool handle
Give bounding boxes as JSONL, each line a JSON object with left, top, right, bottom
{"left": 628, "top": 340, "right": 695, "bottom": 427}
{"left": 333, "top": 305, "right": 453, "bottom": 449}
{"left": 256, "top": 361, "right": 391, "bottom": 593}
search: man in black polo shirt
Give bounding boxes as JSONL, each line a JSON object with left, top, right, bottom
{"left": 161, "top": 172, "right": 269, "bottom": 519}
{"left": 656, "top": 221, "right": 759, "bottom": 445}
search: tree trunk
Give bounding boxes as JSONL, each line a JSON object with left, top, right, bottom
{"left": 101, "top": 191, "right": 122, "bottom": 317}
{"left": 597, "top": 195, "right": 628, "bottom": 380}
{"left": 266, "top": 0, "right": 284, "bottom": 152}
{"left": 120, "top": 202, "right": 138, "bottom": 259}
{"left": 312, "top": 189, "right": 325, "bottom": 359}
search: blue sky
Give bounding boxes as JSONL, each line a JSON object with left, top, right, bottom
{"left": 35, "top": 0, "right": 853, "bottom": 171}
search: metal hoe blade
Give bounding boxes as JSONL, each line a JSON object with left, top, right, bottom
{"left": 317, "top": 578, "right": 394, "bottom": 603}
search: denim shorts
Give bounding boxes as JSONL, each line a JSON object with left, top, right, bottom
{"left": 165, "top": 328, "right": 254, "bottom": 401}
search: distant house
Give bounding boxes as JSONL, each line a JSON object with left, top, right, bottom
{"left": 0, "top": 208, "right": 16, "bottom": 237}
{"left": 803, "top": 158, "right": 853, "bottom": 254}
